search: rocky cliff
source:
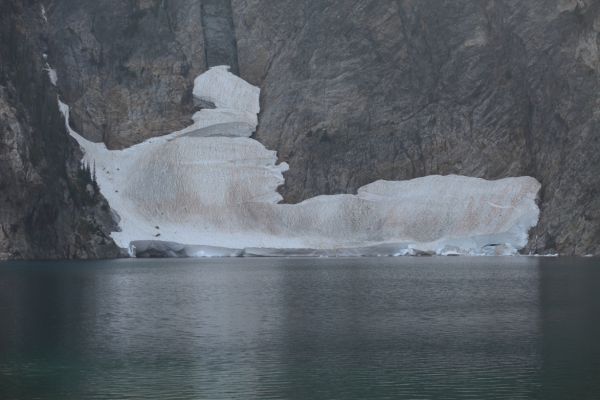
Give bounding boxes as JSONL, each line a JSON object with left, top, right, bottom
{"left": 45, "top": 0, "right": 206, "bottom": 149}
{"left": 232, "top": 0, "right": 600, "bottom": 256}
{"left": 0, "top": 0, "right": 118, "bottom": 259}
{"left": 2, "top": 0, "right": 598, "bottom": 258}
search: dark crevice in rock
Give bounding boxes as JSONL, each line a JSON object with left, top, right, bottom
{"left": 200, "top": 0, "right": 239, "bottom": 75}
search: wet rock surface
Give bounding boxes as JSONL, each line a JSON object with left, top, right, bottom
{"left": 201, "top": 0, "right": 240, "bottom": 74}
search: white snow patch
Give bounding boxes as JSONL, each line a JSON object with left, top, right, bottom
{"left": 193, "top": 66, "right": 259, "bottom": 114}
{"left": 62, "top": 66, "right": 542, "bottom": 257}
{"left": 42, "top": 55, "right": 57, "bottom": 86}
{"left": 40, "top": 5, "right": 48, "bottom": 23}
{"left": 45, "top": 66, "right": 58, "bottom": 86}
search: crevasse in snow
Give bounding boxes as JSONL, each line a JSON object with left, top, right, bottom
{"left": 58, "top": 65, "right": 541, "bottom": 257}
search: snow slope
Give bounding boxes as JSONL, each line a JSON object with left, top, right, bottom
{"left": 61, "top": 66, "right": 541, "bottom": 257}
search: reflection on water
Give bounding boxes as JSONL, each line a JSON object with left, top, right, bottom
{"left": 538, "top": 258, "right": 600, "bottom": 399}
{"left": 0, "top": 257, "right": 598, "bottom": 399}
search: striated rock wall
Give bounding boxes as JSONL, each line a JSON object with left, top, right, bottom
{"left": 45, "top": 0, "right": 206, "bottom": 149}
{"left": 232, "top": 0, "right": 600, "bottom": 256}
{"left": 0, "top": 0, "right": 118, "bottom": 259}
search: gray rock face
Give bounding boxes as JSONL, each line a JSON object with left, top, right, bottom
{"left": 45, "top": 0, "right": 206, "bottom": 148}
{"left": 0, "top": 0, "right": 118, "bottom": 259}
{"left": 232, "top": 0, "right": 600, "bottom": 256}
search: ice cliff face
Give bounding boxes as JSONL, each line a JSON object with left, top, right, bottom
{"left": 66, "top": 66, "right": 540, "bottom": 257}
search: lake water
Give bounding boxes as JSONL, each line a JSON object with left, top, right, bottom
{"left": 0, "top": 257, "right": 599, "bottom": 399}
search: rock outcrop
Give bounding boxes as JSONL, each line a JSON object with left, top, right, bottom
{"left": 0, "top": 1, "right": 118, "bottom": 259}
{"left": 45, "top": 0, "right": 206, "bottom": 149}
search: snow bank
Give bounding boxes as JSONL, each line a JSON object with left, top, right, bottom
{"left": 63, "top": 66, "right": 541, "bottom": 257}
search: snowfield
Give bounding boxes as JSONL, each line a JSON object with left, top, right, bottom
{"left": 60, "top": 66, "right": 541, "bottom": 257}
